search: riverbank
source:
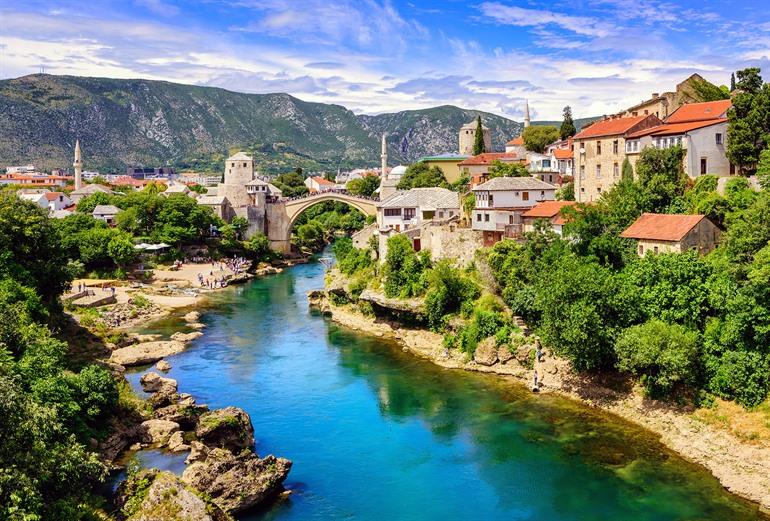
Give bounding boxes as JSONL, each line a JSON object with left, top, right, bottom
{"left": 312, "top": 293, "right": 770, "bottom": 512}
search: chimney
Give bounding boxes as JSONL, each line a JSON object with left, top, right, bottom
{"left": 651, "top": 92, "right": 659, "bottom": 98}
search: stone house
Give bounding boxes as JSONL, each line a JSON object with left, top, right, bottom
{"left": 459, "top": 153, "right": 523, "bottom": 187}
{"left": 573, "top": 114, "right": 662, "bottom": 203}
{"left": 92, "top": 204, "right": 121, "bottom": 226}
{"left": 377, "top": 187, "right": 460, "bottom": 233}
{"left": 471, "top": 176, "right": 557, "bottom": 245}
{"left": 459, "top": 120, "right": 492, "bottom": 155}
{"left": 620, "top": 213, "right": 721, "bottom": 256}
{"left": 197, "top": 194, "right": 233, "bottom": 221}
{"left": 304, "top": 176, "right": 338, "bottom": 193}
{"left": 521, "top": 200, "right": 578, "bottom": 235}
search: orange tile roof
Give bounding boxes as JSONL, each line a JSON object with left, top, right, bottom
{"left": 311, "top": 176, "right": 335, "bottom": 185}
{"left": 44, "top": 191, "right": 65, "bottom": 201}
{"left": 506, "top": 136, "right": 524, "bottom": 146}
{"left": 553, "top": 148, "right": 573, "bottom": 160}
{"left": 666, "top": 100, "right": 731, "bottom": 124}
{"left": 620, "top": 213, "right": 706, "bottom": 241}
{"left": 627, "top": 118, "right": 727, "bottom": 139}
{"left": 459, "top": 152, "right": 519, "bottom": 166}
{"left": 573, "top": 115, "right": 652, "bottom": 139}
{"left": 522, "top": 200, "right": 577, "bottom": 218}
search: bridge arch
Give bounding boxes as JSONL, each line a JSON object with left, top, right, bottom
{"left": 267, "top": 191, "right": 378, "bottom": 253}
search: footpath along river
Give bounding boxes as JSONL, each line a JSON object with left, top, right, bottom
{"left": 125, "top": 258, "right": 767, "bottom": 520}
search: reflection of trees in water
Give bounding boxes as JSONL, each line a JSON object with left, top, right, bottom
{"left": 326, "top": 324, "right": 764, "bottom": 520}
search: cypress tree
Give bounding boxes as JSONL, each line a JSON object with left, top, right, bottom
{"left": 622, "top": 157, "right": 634, "bottom": 180}
{"left": 730, "top": 72, "right": 736, "bottom": 92}
{"left": 473, "top": 115, "right": 485, "bottom": 155}
{"left": 560, "top": 106, "right": 576, "bottom": 140}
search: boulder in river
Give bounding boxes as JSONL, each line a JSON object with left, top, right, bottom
{"left": 473, "top": 337, "right": 498, "bottom": 366}
{"left": 167, "top": 431, "right": 190, "bottom": 453}
{"left": 498, "top": 346, "right": 515, "bottom": 364}
{"left": 115, "top": 469, "right": 230, "bottom": 521}
{"left": 140, "top": 372, "right": 177, "bottom": 394}
{"left": 183, "top": 311, "right": 201, "bottom": 323}
{"left": 170, "top": 331, "right": 203, "bottom": 343}
{"left": 109, "top": 341, "right": 186, "bottom": 366}
{"left": 182, "top": 446, "right": 292, "bottom": 515}
{"left": 195, "top": 407, "right": 254, "bottom": 453}
{"left": 155, "top": 360, "right": 171, "bottom": 372}
{"left": 139, "top": 419, "right": 180, "bottom": 445}
{"left": 154, "top": 403, "right": 209, "bottom": 430}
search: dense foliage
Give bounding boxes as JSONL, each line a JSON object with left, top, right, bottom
{"left": 559, "top": 106, "right": 576, "bottom": 140}
{"left": 396, "top": 163, "right": 449, "bottom": 190}
{"left": 473, "top": 115, "right": 486, "bottom": 155}
{"left": 346, "top": 175, "right": 380, "bottom": 197}
{"left": 727, "top": 68, "right": 770, "bottom": 174}
{"left": 488, "top": 160, "right": 529, "bottom": 178}
{"left": 0, "top": 196, "right": 120, "bottom": 519}
{"left": 293, "top": 201, "right": 367, "bottom": 252}
{"left": 522, "top": 125, "right": 560, "bottom": 153}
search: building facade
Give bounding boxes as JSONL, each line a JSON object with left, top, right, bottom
{"left": 471, "top": 176, "right": 557, "bottom": 245}
{"left": 621, "top": 213, "right": 721, "bottom": 256}
{"left": 377, "top": 187, "right": 460, "bottom": 232}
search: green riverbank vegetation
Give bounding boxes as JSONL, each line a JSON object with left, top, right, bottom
{"left": 0, "top": 192, "right": 132, "bottom": 519}
{"left": 333, "top": 141, "right": 770, "bottom": 418}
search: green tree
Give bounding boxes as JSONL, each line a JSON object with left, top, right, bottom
{"left": 621, "top": 157, "right": 634, "bottom": 180}
{"left": 731, "top": 72, "right": 736, "bottom": 92}
{"left": 522, "top": 125, "right": 560, "bottom": 153}
{"left": 615, "top": 320, "right": 700, "bottom": 398}
{"left": 347, "top": 175, "right": 380, "bottom": 197}
{"left": 473, "top": 115, "right": 486, "bottom": 155}
{"left": 556, "top": 181, "right": 574, "bottom": 201}
{"left": 559, "top": 106, "right": 576, "bottom": 140}
{"left": 424, "top": 261, "right": 480, "bottom": 330}
{"left": 383, "top": 234, "right": 429, "bottom": 298}
{"left": 727, "top": 67, "right": 770, "bottom": 174}
{"left": 295, "top": 221, "right": 325, "bottom": 251}
{"left": 0, "top": 193, "right": 71, "bottom": 304}
{"left": 75, "top": 192, "right": 113, "bottom": 213}
{"left": 244, "top": 233, "right": 272, "bottom": 261}
{"left": 488, "top": 160, "right": 529, "bottom": 178}
{"left": 107, "top": 231, "right": 137, "bottom": 267}
{"left": 634, "top": 145, "right": 686, "bottom": 212}
{"left": 756, "top": 147, "right": 770, "bottom": 189}
{"left": 273, "top": 171, "right": 309, "bottom": 197}
{"left": 396, "top": 163, "right": 448, "bottom": 190}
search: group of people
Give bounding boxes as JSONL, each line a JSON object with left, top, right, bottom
{"left": 532, "top": 342, "right": 544, "bottom": 392}
{"left": 196, "top": 256, "right": 249, "bottom": 290}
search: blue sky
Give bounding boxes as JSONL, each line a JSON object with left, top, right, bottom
{"left": 1, "top": 0, "right": 770, "bottom": 120}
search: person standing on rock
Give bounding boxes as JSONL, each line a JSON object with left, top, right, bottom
{"left": 533, "top": 369, "right": 539, "bottom": 391}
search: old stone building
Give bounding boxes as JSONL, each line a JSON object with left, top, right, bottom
{"left": 620, "top": 213, "right": 721, "bottom": 256}
{"left": 459, "top": 120, "right": 492, "bottom": 155}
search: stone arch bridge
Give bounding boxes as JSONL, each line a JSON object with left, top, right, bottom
{"left": 266, "top": 191, "right": 378, "bottom": 253}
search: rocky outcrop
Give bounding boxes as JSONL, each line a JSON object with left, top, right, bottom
{"left": 473, "top": 338, "right": 498, "bottom": 366}
{"left": 196, "top": 407, "right": 255, "bottom": 453}
{"left": 109, "top": 341, "right": 186, "bottom": 366}
{"left": 167, "top": 431, "right": 190, "bottom": 453}
{"left": 139, "top": 372, "right": 177, "bottom": 393}
{"left": 182, "top": 445, "right": 292, "bottom": 514}
{"left": 183, "top": 311, "right": 201, "bottom": 323}
{"left": 498, "top": 347, "right": 514, "bottom": 364}
{"left": 139, "top": 419, "right": 180, "bottom": 445}
{"left": 116, "top": 469, "right": 231, "bottom": 521}
{"left": 170, "top": 331, "right": 203, "bottom": 343}
{"left": 154, "top": 403, "right": 209, "bottom": 430}
{"left": 155, "top": 360, "right": 171, "bottom": 372}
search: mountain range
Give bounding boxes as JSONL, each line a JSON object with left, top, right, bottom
{"left": 0, "top": 74, "right": 595, "bottom": 174}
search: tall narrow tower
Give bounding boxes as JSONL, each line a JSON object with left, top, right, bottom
{"left": 73, "top": 139, "right": 83, "bottom": 190}
{"left": 380, "top": 133, "right": 388, "bottom": 178}
{"left": 524, "top": 100, "right": 531, "bottom": 128}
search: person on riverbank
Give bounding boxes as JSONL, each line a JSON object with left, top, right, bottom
{"left": 533, "top": 369, "right": 539, "bottom": 391}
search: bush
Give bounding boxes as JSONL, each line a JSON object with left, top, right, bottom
{"left": 423, "top": 262, "right": 480, "bottom": 331}
{"left": 383, "top": 235, "right": 429, "bottom": 298}
{"left": 614, "top": 320, "right": 700, "bottom": 398}
{"left": 708, "top": 351, "right": 770, "bottom": 407}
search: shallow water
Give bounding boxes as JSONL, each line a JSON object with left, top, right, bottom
{"left": 126, "top": 260, "right": 766, "bottom": 520}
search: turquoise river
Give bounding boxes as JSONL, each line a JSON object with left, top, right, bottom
{"left": 125, "top": 259, "right": 766, "bottom": 520}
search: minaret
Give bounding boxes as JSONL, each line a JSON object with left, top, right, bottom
{"left": 524, "top": 100, "right": 531, "bottom": 128}
{"left": 380, "top": 133, "right": 388, "bottom": 178}
{"left": 73, "top": 139, "right": 83, "bottom": 190}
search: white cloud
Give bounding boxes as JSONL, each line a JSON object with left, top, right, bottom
{"left": 478, "top": 2, "right": 613, "bottom": 37}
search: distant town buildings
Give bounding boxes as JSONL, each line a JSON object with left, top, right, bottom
{"left": 417, "top": 154, "right": 469, "bottom": 184}
{"left": 92, "top": 204, "right": 121, "bottom": 226}
{"left": 377, "top": 187, "right": 460, "bottom": 232}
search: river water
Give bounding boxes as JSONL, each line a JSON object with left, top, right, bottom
{"left": 126, "top": 259, "right": 765, "bottom": 520}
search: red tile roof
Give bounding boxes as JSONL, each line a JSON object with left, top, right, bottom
{"left": 506, "top": 136, "right": 524, "bottom": 146}
{"left": 44, "top": 191, "right": 65, "bottom": 201}
{"left": 574, "top": 115, "right": 655, "bottom": 139}
{"left": 310, "top": 176, "right": 335, "bottom": 185}
{"left": 626, "top": 118, "right": 727, "bottom": 139}
{"left": 553, "top": 148, "right": 573, "bottom": 160}
{"left": 620, "top": 213, "right": 706, "bottom": 241}
{"left": 459, "top": 152, "right": 519, "bottom": 166}
{"left": 522, "top": 200, "right": 577, "bottom": 218}
{"left": 666, "top": 100, "right": 732, "bottom": 124}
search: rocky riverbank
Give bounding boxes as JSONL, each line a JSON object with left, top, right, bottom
{"left": 308, "top": 289, "right": 770, "bottom": 512}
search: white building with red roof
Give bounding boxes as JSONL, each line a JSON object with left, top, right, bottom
{"left": 625, "top": 99, "right": 732, "bottom": 178}
{"left": 521, "top": 200, "right": 577, "bottom": 235}
{"left": 304, "top": 175, "right": 339, "bottom": 193}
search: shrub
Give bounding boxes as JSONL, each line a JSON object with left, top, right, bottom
{"left": 707, "top": 351, "right": 770, "bottom": 407}
{"left": 614, "top": 320, "right": 700, "bottom": 398}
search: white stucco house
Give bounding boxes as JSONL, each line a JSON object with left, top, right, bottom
{"left": 471, "top": 176, "right": 557, "bottom": 245}
{"left": 377, "top": 187, "right": 460, "bottom": 232}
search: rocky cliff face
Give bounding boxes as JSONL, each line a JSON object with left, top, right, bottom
{"left": 0, "top": 74, "right": 525, "bottom": 173}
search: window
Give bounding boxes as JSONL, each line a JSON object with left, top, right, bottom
{"left": 540, "top": 190, "right": 545, "bottom": 197}
{"left": 613, "top": 163, "right": 619, "bottom": 177}
{"left": 488, "top": 194, "right": 494, "bottom": 206}
{"left": 243, "top": 162, "right": 247, "bottom": 167}
{"left": 522, "top": 191, "right": 529, "bottom": 201}
{"left": 484, "top": 213, "right": 490, "bottom": 222}
{"left": 597, "top": 186, "right": 602, "bottom": 193}
{"left": 653, "top": 246, "right": 659, "bottom": 254}
{"left": 476, "top": 213, "right": 482, "bottom": 221}
{"left": 596, "top": 141, "right": 602, "bottom": 155}
{"left": 384, "top": 208, "right": 401, "bottom": 216}
{"left": 596, "top": 165, "right": 602, "bottom": 178}
{"left": 613, "top": 140, "right": 619, "bottom": 154}
{"left": 580, "top": 187, "right": 585, "bottom": 193}
{"left": 716, "top": 133, "right": 723, "bottom": 145}
{"left": 404, "top": 208, "right": 416, "bottom": 220}
{"left": 700, "top": 157, "right": 707, "bottom": 175}
{"left": 231, "top": 162, "right": 235, "bottom": 167}
{"left": 580, "top": 166, "right": 586, "bottom": 179}
{"left": 638, "top": 244, "right": 644, "bottom": 255}
{"left": 509, "top": 215, "right": 514, "bottom": 224}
